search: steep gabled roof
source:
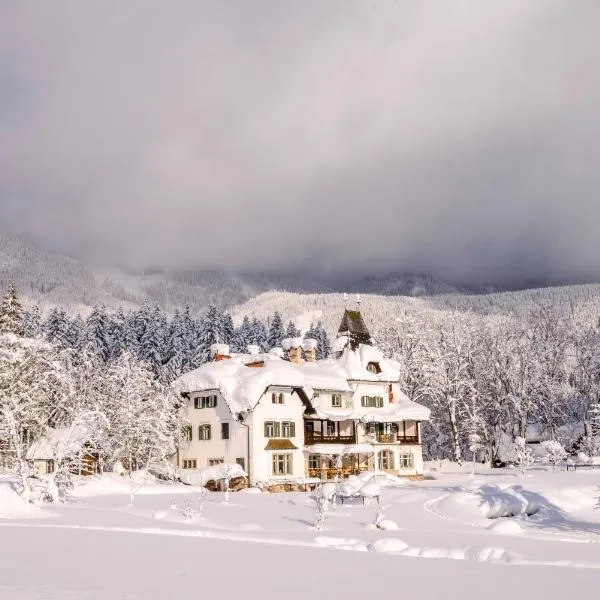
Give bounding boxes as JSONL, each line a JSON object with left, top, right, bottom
{"left": 337, "top": 309, "right": 372, "bottom": 349}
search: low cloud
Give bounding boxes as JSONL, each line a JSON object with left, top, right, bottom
{"left": 0, "top": 0, "right": 599, "bottom": 286}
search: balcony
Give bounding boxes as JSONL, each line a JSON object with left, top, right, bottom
{"left": 369, "top": 433, "right": 420, "bottom": 444}
{"left": 305, "top": 431, "right": 357, "bottom": 445}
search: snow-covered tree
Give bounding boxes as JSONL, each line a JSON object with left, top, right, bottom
{"left": 84, "top": 305, "right": 111, "bottom": 362}
{"left": 266, "top": 311, "right": 285, "bottom": 350}
{"left": 513, "top": 436, "right": 535, "bottom": 476}
{"left": 540, "top": 440, "right": 567, "bottom": 471}
{"left": 0, "top": 282, "right": 24, "bottom": 336}
{"left": 0, "top": 335, "right": 69, "bottom": 494}
{"left": 104, "top": 353, "right": 179, "bottom": 478}
{"left": 285, "top": 320, "right": 300, "bottom": 338}
{"left": 23, "top": 305, "right": 43, "bottom": 339}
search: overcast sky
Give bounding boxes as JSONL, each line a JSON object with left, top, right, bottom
{"left": 0, "top": 1, "right": 599, "bottom": 285}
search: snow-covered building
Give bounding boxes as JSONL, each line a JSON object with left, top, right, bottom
{"left": 172, "top": 308, "right": 430, "bottom": 487}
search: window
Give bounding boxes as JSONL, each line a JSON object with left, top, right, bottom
{"left": 194, "top": 395, "right": 217, "bottom": 409}
{"left": 272, "top": 453, "right": 293, "bottom": 476}
{"left": 281, "top": 421, "right": 296, "bottom": 437}
{"left": 182, "top": 426, "right": 193, "bottom": 442}
{"left": 378, "top": 450, "right": 394, "bottom": 470}
{"left": 208, "top": 458, "right": 224, "bottom": 466}
{"left": 236, "top": 457, "right": 246, "bottom": 471}
{"left": 271, "top": 392, "right": 284, "bottom": 404}
{"left": 221, "top": 423, "right": 230, "bottom": 440}
{"left": 182, "top": 459, "right": 197, "bottom": 469}
{"left": 198, "top": 424, "right": 211, "bottom": 440}
{"left": 46, "top": 459, "right": 55, "bottom": 474}
{"left": 326, "top": 421, "right": 336, "bottom": 436}
{"left": 331, "top": 394, "right": 342, "bottom": 408}
{"left": 264, "top": 421, "right": 281, "bottom": 438}
{"left": 308, "top": 454, "right": 319, "bottom": 471}
{"left": 366, "top": 362, "right": 381, "bottom": 374}
{"left": 361, "top": 395, "right": 384, "bottom": 408}
{"left": 399, "top": 454, "right": 414, "bottom": 469}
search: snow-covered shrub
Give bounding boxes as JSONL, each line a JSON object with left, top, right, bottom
{"left": 314, "top": 483, "right": 333, "bottom": 531}
{"left": 176, "top": 489, "right": 207, "bottom": 522}
{"left": 513, "top": 437, "right": 535, "bottom": 476}
{"left": 540, "top": 440, "right": 567, "bottom": 471}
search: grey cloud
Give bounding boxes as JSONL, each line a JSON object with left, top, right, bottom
{"left": 0, "top": 0, "right": 599, "bottom": 286}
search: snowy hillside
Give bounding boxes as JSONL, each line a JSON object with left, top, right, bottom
{"left": 233, "top": 283, "right": 600, "bottom": 336}
{"left": 0, "top": 234, "right": 465, "bottom": 314}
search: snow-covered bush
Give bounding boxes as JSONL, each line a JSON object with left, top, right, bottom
{"left": 314, "top": 483, "right": 333, "bottom": 531}
{"left": 540, "top": 440, "right": 567, "bottom": 471}
{"left": 513, "top": 437, "right": 535, "bottom": 476}
{"left": 176, "top": 489, "right": 207, "bottom": 522}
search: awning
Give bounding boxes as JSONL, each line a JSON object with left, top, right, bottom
{"left": 265, "top": 439, "right": 298, "bottom": 450}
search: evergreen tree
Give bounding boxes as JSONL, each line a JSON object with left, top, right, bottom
{"left": 138, "top": 305, "right": 166, "bottom": 373}
{"left": 266, "top": 311, "right": 285, "bottom": 349}
{"left": 84, "top": 305, "right": 111, "bottom": 362}
{"left": 285, "top": 320, "right": 300, "bottom": 338}
{"left": 23, "top": 305, "right": 43, "bottom": 339}
{"left": 66, "top": 315, "right": 85, "bottom": 349}
{"left": 220, "top": 312, "right": 235, "bottom": 346}
{"left": 249, "top": 317, "right": 268, "bottom": 351}
{"left": 0, "top": 282, "right": 24, "bottom": 336}
{"left": 317, "top": 321, "right": 331, "bottom": 359}
{"left": 108, "top": 307, "right": 126, "bottom": 359}
{"left": 232, "top": 315, "right": 252, "bottom": 353}
{"left": 192, "top": 305, "right": 221, "bottom": 367}
{"left": 44, "top": 307, "right": 71, "bottom": 347}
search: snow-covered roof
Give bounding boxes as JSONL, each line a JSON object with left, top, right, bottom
{"left": 172, "top": 354, "right": 314, "bottom": 415}
{"left": 172, "top": 341, "right": 429, "bottom": 421}
{"left": 26, "top": 427, "right": 84, "bottom": 460}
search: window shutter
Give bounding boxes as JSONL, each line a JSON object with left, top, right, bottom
{"left": 290, "top": 422, "right": 296, "bottom": 437}
{"left": 264, "top": 422, "right": 269, "bottom": 437}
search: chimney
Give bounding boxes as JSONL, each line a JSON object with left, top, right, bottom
{"left": 210, "top": 343, "right": 230, "bottom": 361}
{"left": 302, "top": 338, "right": 317, "bottom": 362}
{"left": 282, "top": 337, "right": 302, "bottom": 364}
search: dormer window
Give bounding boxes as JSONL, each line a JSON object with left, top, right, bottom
{"left": 366, "top": 362, "right": 381, "bottom": 374}
{"left": 272, "top": 392, "right": 284, "bottom": 404}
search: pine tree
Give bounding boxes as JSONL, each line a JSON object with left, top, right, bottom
{"left": 108, "top": 308, "right": 126, "bottom": 360}
{"left": 0, "top": 282, "right": 24, "bottom": 336}
{"left": 232, "top": 316, "right": 252, "bottom": 353}
{"left": 44, "top": 308, "right": 71, "bottom": 348}
{"left": 66, "top": 315, "right": 85, "bottom": 349}
{"left": 138, "top": 305, "right": 166, "bottom": 373}
{"left": 192, "top": 305, "right": 221, "bottom": 367}
{"left": 84, "top": 305, "right": 111, "bottom": 362}
{"left": 266, "top": 311, "right": 285, "bottom": 350}
{"left": 317, "top": 322, "right": 331, "bottom": 359}
{"left": 249, "top": 317, "right": 268, "bottom": 351}
{"left": 220, "top": 312, "right": 235, "bottom": 346}
{"left": 23, "top": 305, "right": 43, "bottom": 339}
{"left": 285, "top": 320, "right": 300, "bottom": 338}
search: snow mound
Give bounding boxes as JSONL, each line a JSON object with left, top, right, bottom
{"left": 238, "top": 487, "right": 263, "bottom": 495}
{"left": 371, "top": 538, "right": 408, "bottom": 553}
{"left": 0, "top": 482, "right": 45, "bottom": 518}
{"left": 479, "top": 486, "right": 540, "bottom": 519}
{"left": 376, "top": 519, "right": 399, "bottom": 531}
{"left": 488, "top": 519, "right": 523, "bottom": 535}
{"left": 315, "top": 537, "right": 369, "bottom": 552}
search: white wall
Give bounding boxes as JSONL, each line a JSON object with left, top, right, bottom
{"left": 247, "top": 387, "right": 306, "bottom": 485}
{"left": 181, "top": 391, "right": 248, "bottom": 470}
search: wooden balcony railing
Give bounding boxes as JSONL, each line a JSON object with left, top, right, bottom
{"left": 304, "top": 431, "right": 357, "bottom": 445}
{"left": 369, "top": 433, "right": 420, "bottom": 444}
{"left": 308, "top": 467, "right": 368, "bottom": 480}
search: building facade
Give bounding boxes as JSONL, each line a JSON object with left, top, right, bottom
{"left": 173, "top": 308, "right": 430, "bottom": 487}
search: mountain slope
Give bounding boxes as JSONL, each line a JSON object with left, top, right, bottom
{"left": 0, "top": 234, "right": 465, "bottom": 314}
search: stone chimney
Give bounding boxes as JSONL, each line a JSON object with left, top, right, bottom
{"left": 282, "top": 337, "right": 302, "bottom": 364}
{"left": 302, "top": 338, "right": 317, "bottom": 362}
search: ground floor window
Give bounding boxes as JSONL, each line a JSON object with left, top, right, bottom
{"left": 399, "top": 454, "right": 414, "bottom": 469}
{"left": 182, "top": 459, "right": 197, "bottom": 469}
{"left": 46, "top": 459, "right": 55, "bottom": 474}
{"left": 308, "top": 454, "right": 320, "bottom": 471}
{"left": 236, "top": 457, "right": 245, "bottom": 471}
{"left": 378, "top": 450, "right": 394, "bottom": 470}
{"left": 208, "top": 458, "right": 224, "bottom": 466}
{"left": 272, "top": 453, "right": 293, "bottom": 476}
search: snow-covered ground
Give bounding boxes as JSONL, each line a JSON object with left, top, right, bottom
{"left": 1, "top": 465, "right": 600, "bottom": 599}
